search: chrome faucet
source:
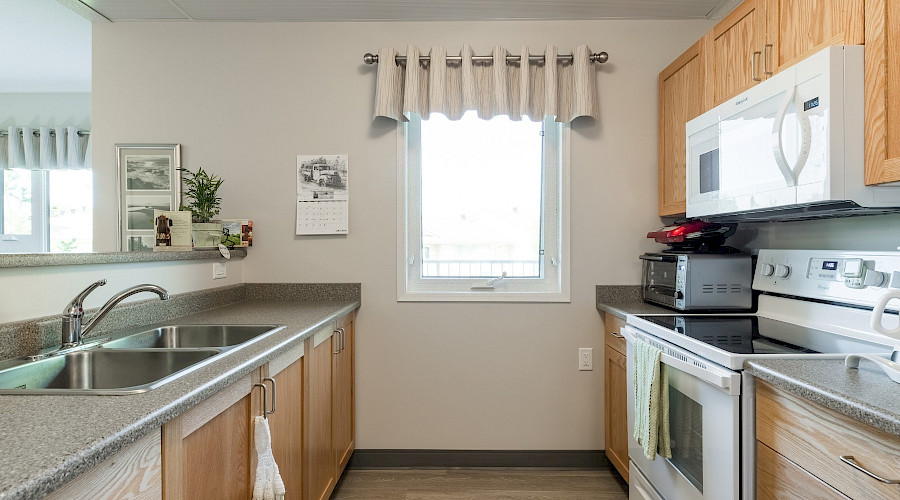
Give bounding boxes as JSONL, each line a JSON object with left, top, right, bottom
{"left": 61, "top": 279, "right": 170, "bottom": 348}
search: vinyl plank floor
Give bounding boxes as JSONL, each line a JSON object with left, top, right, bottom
{"left": 331, "top": 469, "right": 628, "bottom": 499}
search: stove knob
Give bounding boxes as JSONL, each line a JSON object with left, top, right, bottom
{"left": 675, "top": 291, "right": 684, "bottom": 300}
{"left": 774, "top": 264, "right": 791, "bottom": 278}
{"left": 864, "top": 270, "right": 887, "bottom": 287}
{"left": 760, "top": 263, "right": 775, "bottom": 277}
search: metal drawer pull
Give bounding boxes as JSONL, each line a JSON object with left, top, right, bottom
{"left": 840, "top": 455, "right": 900, "bottom": 484}
{"left": 610, "top": 332, "right": 625, "bottom": 339}
{"left": 253, "top": 377, "right": 276, "bottom": 419}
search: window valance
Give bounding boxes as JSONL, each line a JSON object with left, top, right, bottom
{"left": 0, "top": 126, "right": 92, "bottom": 170}
{"left": 373, "top": 44, "right": 600, "bottom": 123}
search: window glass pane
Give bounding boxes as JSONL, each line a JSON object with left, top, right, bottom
{"left": 3, "top": 169, "right": 34, "bottom": 235}
{"left": 420, "top": 111, "right": 543, "bottom": 278}
{"left": 49, "top": 170, "right": 92, "bottom": 252}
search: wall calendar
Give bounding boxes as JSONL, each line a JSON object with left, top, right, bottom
{"left": 296, "top": 154, "right": 349, "bottom": 235}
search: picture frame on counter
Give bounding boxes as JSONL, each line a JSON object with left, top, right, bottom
{"left": 116, "top": 144, "right": 181, "bottom": 251}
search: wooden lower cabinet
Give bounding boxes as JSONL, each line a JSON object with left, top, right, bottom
{"left": 306, "top": 326, "right": 337, "bottom": 500}
{"left": 756, "top": 380, "right": 900, "bottom": 499}
{"left": 306, "top": 312, "right": 356, "bottom": 500}
{"left": 268, "top": 346, "right": 305, "bottom": 499}
{"left": 161, "top": 373, "right": 258, "bottom": 500}
{"left": 602, "top": 313, "right": 629, "bottom": 482}
{"left": 333, "top": 316, "right": 355, "bottom": 472}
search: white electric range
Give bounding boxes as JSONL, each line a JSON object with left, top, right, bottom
{"left": 623, "top": 249, "right": 900, "bottom": 500}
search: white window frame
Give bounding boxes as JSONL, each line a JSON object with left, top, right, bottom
{"left": 397, "top": 113, "right": 570, "bottom": 302}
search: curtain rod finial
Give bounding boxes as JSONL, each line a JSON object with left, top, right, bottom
{"left": 591, "top": 52, "right": 609, "bottom": 63}
{"left": 363, "top": 53, "right": 378, "bottom": 64}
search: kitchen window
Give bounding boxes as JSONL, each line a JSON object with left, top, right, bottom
{"left": 398, "top": 111, "right": 569, "bottom": 301}
{"left": 0, "top": 168, "right": 93, "bottom": 253}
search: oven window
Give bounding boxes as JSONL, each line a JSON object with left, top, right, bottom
{"left": 644, "top": 261, "right": 677, "bottom": 296}
{"left": 668, "top": 385, "right": 704, "bottom": 492}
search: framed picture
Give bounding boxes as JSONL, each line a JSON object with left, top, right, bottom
{"left": 117, "top": 144, "right": 181, "bottom": 251}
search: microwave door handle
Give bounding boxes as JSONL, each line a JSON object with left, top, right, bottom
{"left": 791, "top": 108, "right": 812, "bottom": 181}
{"left": 771, "top": 86, "right": 798, "bottom": 187}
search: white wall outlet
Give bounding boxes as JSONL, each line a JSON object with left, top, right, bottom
{"left": 212, "top": 262, "right": 227, "bottom": 279}
{"left": 578, "top": 347, "right": 593, "bottom": 371}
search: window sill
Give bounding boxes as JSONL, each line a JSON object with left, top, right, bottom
{"left": 397, "top": 290, "right": 570, "bottom": 303}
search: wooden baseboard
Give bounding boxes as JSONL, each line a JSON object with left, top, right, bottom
{"left": 346, "top": 450, "right": 608, "bottom": 469}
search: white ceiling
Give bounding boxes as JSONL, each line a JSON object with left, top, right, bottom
{"left": 75, "top": 0, "right": 741, "bottom": 22}
{"left": 0, "top": 0, "right": 91, "bottom": 93}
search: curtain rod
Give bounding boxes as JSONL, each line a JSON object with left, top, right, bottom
{"left": 0, "top": 129, "right": 90, "bottom": 138}
{"left": 363, "top": 51, "right": 609, "bottom": 66}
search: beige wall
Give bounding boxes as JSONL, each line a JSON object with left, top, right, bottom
{"left": 0, "top": 259, "right": 243, "bottom": 323}
{"left": 93, "top": 20, "right": 712, "bottom": 450}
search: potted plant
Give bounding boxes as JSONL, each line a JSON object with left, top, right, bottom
{"left": 179, "top": 166, "right": 224, "bottom": 249}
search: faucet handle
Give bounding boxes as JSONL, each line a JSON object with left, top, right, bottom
{"left": 64, "top": 279, "right": 108, "bottom": 315}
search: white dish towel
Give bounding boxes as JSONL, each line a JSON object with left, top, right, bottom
{"left": 252, "top": 415, "right": 286, "bottom": 500}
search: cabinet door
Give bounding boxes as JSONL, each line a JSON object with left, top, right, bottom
{"left": 161, "top": 375, "right": 256, "bottom": 500}
{"left": 711, "top": 0, "right": 766, "bottom": 104}
{"left": 269, "top": 356, "right": 304, "bottom": 499}
{"left": 333, "top": 318, "right": 355, "bottom": 473}
{"left": 764, "top": 0, "right": 863, "bottom": 76}
{"left": 865, "top": 0, "right": 900, "bottom": 184}
{"left": 658, "top": 39, "right": 706, "bottom": 216}
{"left": 604, "top": 345, "right": 629, "bottom": 482}
{"left": 181, "top": 395, "right": 252, "bottom": 500}
{"left": 307, "top": 329, "right": 336, "bottom": 500}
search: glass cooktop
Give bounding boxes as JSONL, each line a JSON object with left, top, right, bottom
{"left": 635, "top": 315, "right": 886, "bottom": 355}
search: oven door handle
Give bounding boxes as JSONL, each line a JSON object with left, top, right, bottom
{"left": 622, "top": 326, "right": 741, "bottom": 396}
{"left": 639, "top": 254, "right": 678, "bottom": 263}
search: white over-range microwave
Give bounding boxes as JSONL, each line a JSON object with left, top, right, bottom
{"left": 685, "top": 45, "right": 900, "bottom": 221}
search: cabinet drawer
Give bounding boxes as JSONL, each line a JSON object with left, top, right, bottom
{"left": 757, "top": 441, "right": 847, "bottom": 500}
{"left": 603, "top": 314, "right": 626, "bottom": 353}
{"left": 756, "top": 380, "right": 900, "bottom": 499}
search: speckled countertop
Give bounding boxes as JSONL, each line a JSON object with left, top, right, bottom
{"left": 595, "top": 285, "right": 673, "bottom": 318}
{"left": 0, "top": 283, "right": 360, "bottom": 500}
{"left": 745, "top": 359, "right": 900, "bottom": 437}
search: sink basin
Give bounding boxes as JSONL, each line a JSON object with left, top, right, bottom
{"left": 100, "top": 324, "right": 283, "bottom": 349}
{"left": 0, "top": 349, "right": 221, "bottom": 395}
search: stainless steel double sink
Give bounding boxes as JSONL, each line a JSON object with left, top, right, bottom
{"left": 0, "top": 325, "right": 284, "bottom": 395}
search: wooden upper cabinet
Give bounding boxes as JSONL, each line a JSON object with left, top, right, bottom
{"left": 764, "top": 0, "right": 864, "bottom": 75}
{"left": 865, "top": 0, "right": 900, "bottom": 184}
{"left": 711, "top": 0, "right": 766, "bottom": 105}
{"left": 658, "top": 39, "right": 707, "bottom": 216}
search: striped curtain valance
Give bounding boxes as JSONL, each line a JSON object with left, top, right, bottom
{"left": 373, "top": 44, "right": 599, "bottom": 123}
{"left": 0, "top": 126, "right": 92, "bottom": 170}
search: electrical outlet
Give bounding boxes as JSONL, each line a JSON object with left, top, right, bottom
{"left": 578, "top": 348, "right": 593, "bottom": 371}
{"left": 213, "top": 262, "right": 227, "bottom": 279}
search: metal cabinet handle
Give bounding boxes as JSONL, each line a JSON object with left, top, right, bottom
{"left": 751, "top": 51, "right": 763, "bottom": 81}
{"left": 263, "top": 377, "right": 276, "bottom": 416}
{"left": 763, "top": 44, "right": 773, "bottom": 75}
{"left": 253, "top": 377, "right": 277, "bottom": 418}
{"left": 339, "top": 327, "right": 346, "bottom": 352}
{"left": 610, "top": 332, "right": 625, "bottom": 339}
{"left": 840, "top": 455, "right": 900, "bottom": 484}
{"left": 333, "top": 330, "right": 341, "bottom": 354}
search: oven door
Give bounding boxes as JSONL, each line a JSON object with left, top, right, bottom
{"left": 640, "top": 254, "right": 680, "bottom": 308}
{"left": 623, "top": 326, "right": 741, "bottom": 500}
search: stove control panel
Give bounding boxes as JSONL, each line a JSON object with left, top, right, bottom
{"left": 755, "top": 249, "right": 900, "bottom": 308}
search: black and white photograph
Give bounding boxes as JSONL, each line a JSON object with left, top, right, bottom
{"left": 126, "top": 195, "right": 171, "bottom": 230}
{"left": 125, "top": 155, "right": 172, "bottom": 190}
{"left": 117, "top": 144, "right": 181, "bottom": 251}
{"left": 127, "top": 235, "right": 154, "bottom": 252}
{"left": 297, "top": 155, "right": 349, "bottom": 200}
